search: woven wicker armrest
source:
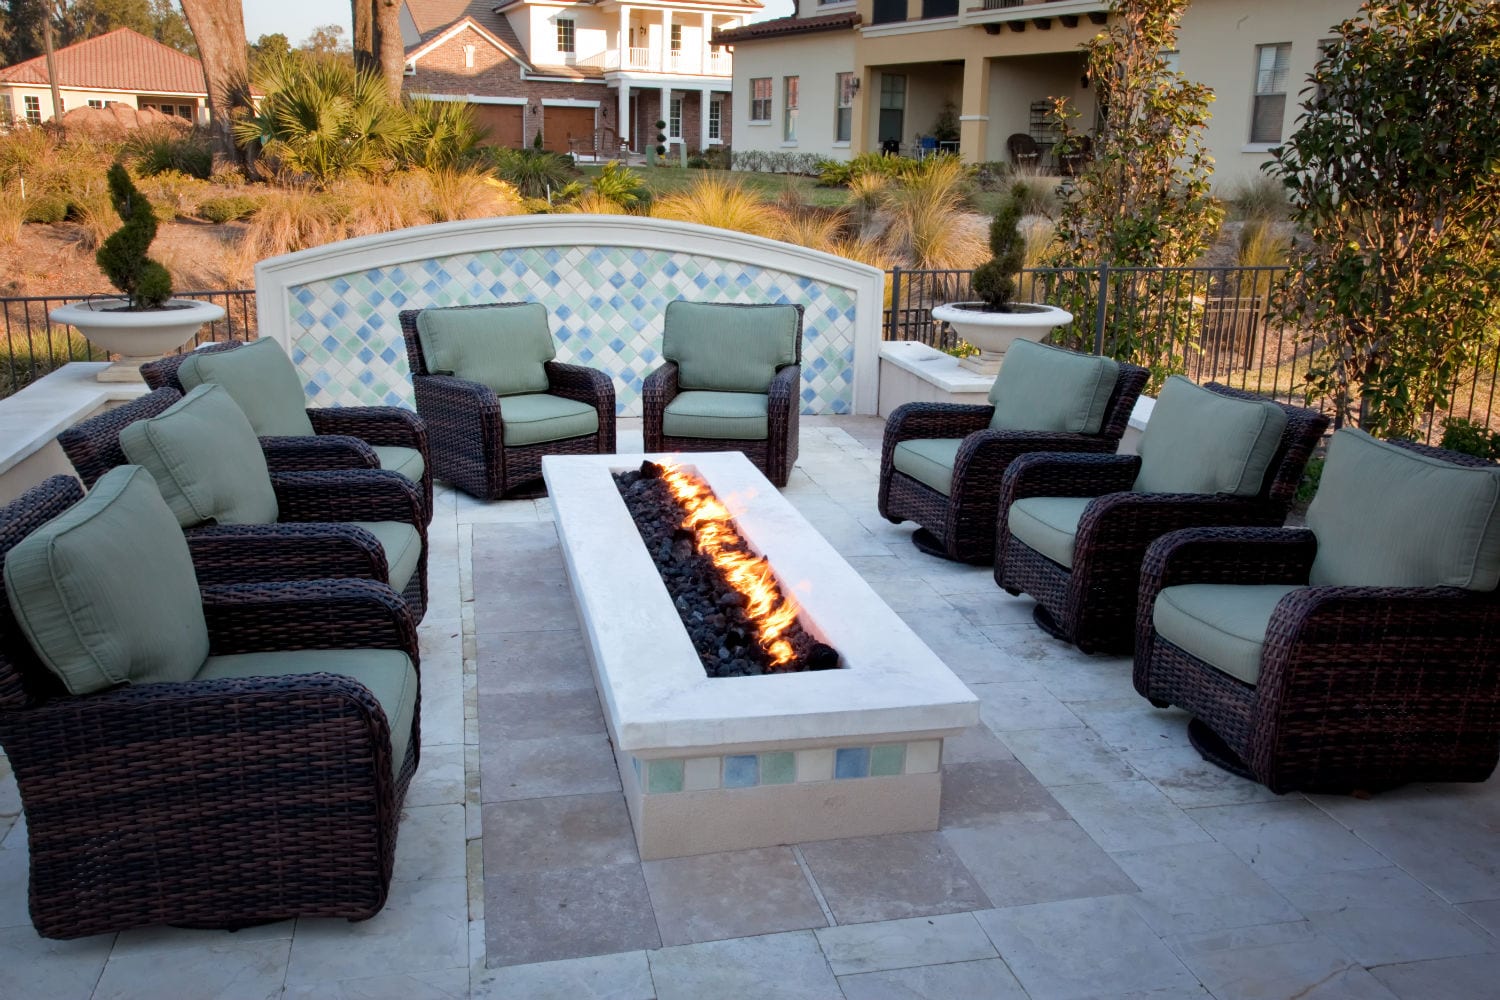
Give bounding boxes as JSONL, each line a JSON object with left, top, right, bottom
{"left": 642, "top": 362, "right": 680, "bottom": 452}
{"left": 642, "top": 361, "right": 681, "bottom": 401}
{"left": 272, "top": 469, "right": 424, "bottom": 528}
{"left": 546, "top": 361, "right": 615, "bottom": 407}
{"left": 1076, "top": 492, "right": 1288, "bottom": 554}
{"left": 884, "top": 403, "right": 994, "bottom": 446}
{"left": 308, "top": 406, "right": 429, "bottom": 452}
{"left": 1000, "top": 451, "right": 1141, "bottom": 505}
{"left": 258, "top": 433, "right": 381, "bottom": 473}
{"left": 953, "top": 429, "right": 1113, "bottom": 482}
{"left": 202, "top": 579, "right": 418, "bottom": 659}
{"left": 767, "top": 363, "right": 800, "bottom": 409}
{"left": 1141, "top": 526, "right": 1317, "bottom": 596}
{"left": 185, "top": 522, "right": 388, "bottom": 586}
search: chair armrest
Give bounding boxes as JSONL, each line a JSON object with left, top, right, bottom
{"left": 642, "top": 361, "right": 680, "bottom": 403}
{"left": 953, "top": 429, "right": 1116, "bottom": 485}
{"left": 259, "top": 434, "right": 380, "bottom": 473}
{"left": 308, "top": 406, "right": 429, "bottom": 453}
{"left": 767, "top": 363, "right": 799, "bottom": 410}
{"left": 185, "top": 522, "right": 388, "bottom": 586}
{"left": 202, "top": 579, "right": 418, "bottom": 659}
{"left": 1140, "top": 526, "right": 1317, "bottom": 596}
{"left": 272, "top": 469, "right": 424, "bottom": 529}
{"left": 546, "top": 361, "right": 615, "bottom": 407}
{"left": 1076, "top": 492, "right": 1289, "bottom": 555}
{"left": 642, "top": 362, "right": 680, "bottom": 451}
{"left": 884, "top": 403, "right": 994, "bottom": 447}
{"left": 1000, "top": 451, "right": 1141, "bottom": 506}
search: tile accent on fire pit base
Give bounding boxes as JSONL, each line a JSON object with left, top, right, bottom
{"left": 631, "top": 741, "right": 939, "bottom": 795}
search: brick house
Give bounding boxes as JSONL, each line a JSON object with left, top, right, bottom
{"left": 402, "top": 0, "right": 761, "bottom": 156}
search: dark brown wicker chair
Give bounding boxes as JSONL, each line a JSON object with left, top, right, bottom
{"left": 1134, "top": 438, "right": 1500, "bottom": 794}
{"left": 56, "top": 389, "right": 429, "bottom": 620}
{"left": 642, "top": 302, "right": 804, "bottom": 488}
{"left": 1007, "top": 133, "right": 1041, "bottom": 169}
{"left": 879, "top": 361, "right": 1148, "bottom": 563}
{"left": 995, "top": 383, "right": 1330, "bottom": 653}
{"left": 0, "top": 476, "right": 420, "bottom": 938}
{"left": 142, "top": 340, "right": 433, "bottom": 522}
{"left": 397, "top": 304, "right": 616, "bottom": 500}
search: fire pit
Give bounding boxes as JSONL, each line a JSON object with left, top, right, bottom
{"left": 544, "top": 452, "right": 979, "bottom": 860}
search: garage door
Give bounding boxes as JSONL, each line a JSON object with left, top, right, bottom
{"left": 543, "top": 106, "right": 596, "bottom": 155}
{"left": 471, "top": 104, "right": 523, "bottom": 149}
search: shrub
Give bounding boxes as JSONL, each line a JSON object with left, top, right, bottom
{"left": 484, "top": 147, "right": 578, "bottom": 199}
{"left": 878, "top": 156, "right": 985, "bottom": 270}
{"left": 137, "top": 170, "right": 210, "bottom": 220}
{"left": 1440, "top": 417, "right": 1500, "bottom": 460}
{"left": 588, "top": 161, "right": 650, "bottom": 211}
{"left": 125, "top": 127, "right": 214, "bottom": 179}
{"left": 96, "top": 163, "right": 173, "bottom": 309}
{"left": 1225, "top": 175, "right": 1289, "bottom": 221}
{"left": 198, "top": 195, "right": 261, "bottom": 223}
{"left": 971, "top": 184, "right": 1026, "bottom": 310}
{"left": 401, "top": 97, "right": 485, "bottom": 172}
{"left": 23, "top": 195, "right": 69, "bottom": 224}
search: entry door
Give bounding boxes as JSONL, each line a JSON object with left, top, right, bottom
{"left": 879, "top": 74, "right": 906, "bottom": 144}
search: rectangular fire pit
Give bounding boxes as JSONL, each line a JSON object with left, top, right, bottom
{"left": 544, "top": 452, "right": 979, "bottom": 860}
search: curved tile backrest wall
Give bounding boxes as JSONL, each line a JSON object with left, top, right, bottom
{"left": 254, "top": 216, "right": 886, "bottom": 416}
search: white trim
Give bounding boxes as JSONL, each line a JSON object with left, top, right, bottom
{"left": 957, "top": 114, "right": 988, "bottom": 122}
{"left": 1241, "top": 143, "right": 1278, "bottom": 153}
{"left": 541, "top": 98, "right": 602, "bottom": 108}
{"left": 607, "top": 71, "right": 732, "bottom": 90}
{"left": 861, "top": 17, "right": 957, "bottom": 38}
{"left": 412, "top": 93, "right": 528, "bottom": 106}
{"left": 520, "top": 72, "right": 607, "bottom": 84}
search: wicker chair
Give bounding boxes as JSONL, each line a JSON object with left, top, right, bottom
{"left": 995, "top": 379, "right": 1330, "bottom": 653}
{"left": 397, "top": 303, "right": 616, "bottom": 500}
{"left": 643, "top": 301, "right": 804, "bottom": 487}
{"left": 1007, "top": 133, "right": 1041, "bottom": 169}
{"left": 0, "top": 474, "right": 420, "bottom": 938}
{"left": 142, "top": 339, "right": 432, "bottom": 522}
{"left": 1134, "top": 432, "right": 1500, "bottom": 793}
{"left": 57, "top": 387, "right": 429, "bottom": 620}
{"left": 880, "top": 345, "right": 1148, "bottom": 563}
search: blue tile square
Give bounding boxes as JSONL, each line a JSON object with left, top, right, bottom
{"left": 834, "top": 747, "right": 870, "bottom": 779}
{"left": 724, "top": 754, "right": 760, "bottom": 788}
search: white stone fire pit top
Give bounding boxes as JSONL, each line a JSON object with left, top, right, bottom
{"left": 544, "top": 452, "right": 980, "bottom": 752}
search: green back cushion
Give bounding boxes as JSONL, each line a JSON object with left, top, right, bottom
{"left": 4, "top": 465, "right": 209, "bottom": 694}
{"left": 661, "top": 301, "right": 799, "bottom": 393}
{"left": 988, "top": 341, "right": 1121, "bottom": 434}
{"left": 1133, "top": 377, "right": 1287, "bottom": 496}
{"left": 119, "top": 384, "right": 280, "bottom": 527}
{"left": 415, "top": 303, "right": 555, "bottom": 397}
{"left": 1308, "top": 429, "right": 1500, "bottom": 589}
{"left": 176, "top": 338, "right": 316, "bottom": 438}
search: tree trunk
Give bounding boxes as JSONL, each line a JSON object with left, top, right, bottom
{"left": 178, "top": 0, "right": 253, "bottom": 170}
{"left": 353, "top": 0, "right": 405, "bottom": 102}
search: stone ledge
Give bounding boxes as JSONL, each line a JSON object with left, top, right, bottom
{"left": 0, "top": 363, "right": 149, "bottom": 501}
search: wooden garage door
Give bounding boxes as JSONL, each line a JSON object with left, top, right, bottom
{"left": 543, "top": 106, "right": 596, "bottom": 155}
{"left": 471, "top": 103, "right": 523, "bottom": 149}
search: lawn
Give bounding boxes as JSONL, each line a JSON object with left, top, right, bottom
{"left": 576, "top": 164, "right": 855, "bottom": 210}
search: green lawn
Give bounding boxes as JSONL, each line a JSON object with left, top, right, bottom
{"left": 575, "top": 165, "right": 854, "bottom": 209}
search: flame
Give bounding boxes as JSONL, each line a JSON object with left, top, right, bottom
{"left": 661, "top": 464, "right": 800, "bottom": 667}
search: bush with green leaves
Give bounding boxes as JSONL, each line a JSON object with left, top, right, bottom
{"left": 198, "top": 195, "right": 260, "bottom": 223}
{"left": 125, "top": 127, "right": 213, "bottom": 179}
{"left": 970, "top": 184, "right": 1026, "bottom": 311}
{"left": 484, "top": 147, "right": 579, "bottom": 200}
{"left": 96, "top": 163, "right": 172, "bottom": 310}
{"left": 23, "top": 195, "right": 69, "bottom": 224}
{"left": 588, "top": 161, "right": 650, "bottom": 211}
{"left": 1439, "top": 417, "right": 1500, "bottom": 461}
{"left": 1267, "top": 0, "right": 1500, "bottom": 438}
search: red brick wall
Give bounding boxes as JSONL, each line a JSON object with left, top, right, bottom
{"left": 632, "top": 90, "right": 732, "bottom": 153}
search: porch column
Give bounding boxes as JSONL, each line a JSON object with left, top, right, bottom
{"left": 618, "top": 82, "right": 632, "bottom": 145}
{"left": 660, "top": 10, "right": 673, "bottom": 71}
{"left": 959, "top": 56, "right": 992, "bottom": 164}
{"left": 851, "top": 66, "right": 874, "bottom": 153}
{"left": 701, "top": 11, "right": 713, "bottom": 74}
{"left": 660, "top": 86, "right": 672, "bottom": 145}
{"left": 619, "top": 5, "right": 630, "bottom": 66}
{"left": 700, "top": 87, "right": 712, "bottom": 149}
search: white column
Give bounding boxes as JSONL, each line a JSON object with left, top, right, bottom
{"left": 618, "top": 83, "right": 631, "bottom": 145}
{"left": 660, "top": 86, "right": 672, "bottom": 145}
{"left": 618, "top": 5, "right": 630, "bottom": 66}
{"left": 701, "top": 11, "right": 713, "bottom": 74}
{"left": 700, "top": 87, "right": 712, "bottom": 149}
{"left": 660, "top": 10, "right": 673, "bottom": 72}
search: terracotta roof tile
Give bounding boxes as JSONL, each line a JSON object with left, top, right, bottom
{"left": 0, "top": 27, "right": 208, "bottom": 94}
{"left": 714, "top": 11, "right": 859, "bottom": 44}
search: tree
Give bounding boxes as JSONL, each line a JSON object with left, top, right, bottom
{"left": 247, "top": 30, "right": 289, "bottom": 74}
{"left": 300, "top": 22, "right": 349, "bottom": 58}
{"left": 352, "top": 0, "right": 404, "bottom": 101}
{"left": 177, "top": 0, "right": 251, "bottom": 168}
{"left": 1, "top": 0, "right": 196, "bottom": 60}
{"left": 1267, "top": 0, "right": 1500, "bottom": 438}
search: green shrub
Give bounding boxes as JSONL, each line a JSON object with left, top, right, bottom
{"left": 198, "top": 195, "right": 260, "bottom": 223}
{"left": 125, "top": 127, "right": 213, "bottom": 179}
{"left": 1294, "top": 454, "right": 1325, "bottom": 508}
{"left": 95, "top": 163, "right": 173, "bottom": 309}
{"left": 483, "top": 147, "right": 578, "bottom": 199}
{"left": 23, "top": 195, "right": 69, "bottom": 224}
{"left": 971, "top": 183, "right": 1026, "bottom": 310}
{"left": 1439, "top": 417, "right": 1500, "bottom": 460}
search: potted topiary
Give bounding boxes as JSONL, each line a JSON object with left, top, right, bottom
{"left": 49, "top": 163, "right": 224, "bottom": 382}
{"left": 932, "top": 183, "right": 1071, "bottom": 375}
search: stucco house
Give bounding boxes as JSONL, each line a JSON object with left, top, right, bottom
{"left": 718, "top": 0, "right": 1359, "bottom": 189}
{"left": 401, "top": 0, "right": 761, "bottom": 156}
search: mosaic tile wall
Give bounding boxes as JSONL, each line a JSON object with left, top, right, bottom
{"left": 284, "top": 245, "right": 860, "bottom": 416}
{"left": 630, "top": 740, "right": 941, "bottom": 795}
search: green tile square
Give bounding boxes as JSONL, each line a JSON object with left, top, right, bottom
{"left": 760, "top": 751, "right": 796, "bottom": 785}
{"left": 647, "top": 759, "right": 684, "bottom": 794}
{"left": 870, "top": 744, "right": 906, "bottom": 777}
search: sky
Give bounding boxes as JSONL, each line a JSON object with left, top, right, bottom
{"left": 241, "top": 0, "right": 793, "bottom": 50}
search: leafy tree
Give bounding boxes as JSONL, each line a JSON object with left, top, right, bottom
{"left": 247, "top": 30, "right": 289, "bottom": 73}
{"left": 96, "top": 161, "right": 173, "bottom": 309}
{"left": 2, "top": 0, "right": 195, "bottom": 60}
{"left": 300, "top": 22, "right": 350, "bottom": 58}
{"left": 1267, "top": 0, "right": 1500, "bottom": 438}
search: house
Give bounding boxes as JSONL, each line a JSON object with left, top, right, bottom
{"left": 401, "top": 0, "right": 761, "bottom": 156}
{"left": 718, "top": 0, "right": 1359, "bottom": 189}
{"left": 0, "top": 27, "right": 212, "bottom": 127}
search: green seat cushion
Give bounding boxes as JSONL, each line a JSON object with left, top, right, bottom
{"left": 989, "top": 340, "right": 1121, "bottom": 435}
{"left": 350, "top": 521, "right": 422, "bottom": 594}
{"left": 892, "top": 438, "right": 962, "bottom": 496}
{"left": 415, "top": 303, "right": 555, "bottom": 397}
{"left": 197, "top": 649, "right": 417, "bottom": 768}
{"left": 4, "top": 465, "right": 209, "bottom": 694}
{"left": 662, "top": 391, "right": 769, "bottom": 441}
{"left": 499, "top": 393, "right": 600, "bottom": 446}
{"left": 176, "top": 338, "right": 316, "bottom": 438}
{"left": 662, "top": 301, "right": 799, "bottom": 393}
{"left": 371, "top": 445, "right": 426, "bottom": 485}
{"left": 119, "top": 384, "right": 279, "bottom": 527}
{"left": 1006, "top": 496, "right": 1092, "bottom": 569}
{"left": 1307, "top": 429, "right": 1500, "bottom": 589}
{"left": 1133, "top": 376, "right": 1287, "bottom": 496}
{"left": 1153, "top": 583, "right": 1304, "bottom": 686}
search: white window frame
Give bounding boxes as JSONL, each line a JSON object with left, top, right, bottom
{"left": 557, "top": 18, "right": 575, "bottom": 55}
{"left": 24, "top": 95, "right": 41, "bottom": 124}
{"left": 783, "top": 75, "right": 799, "bottom": 143}
{"left": 708, "top": 98, "right": 722, "bottom": 141}
{"left": 1249, "top": 42, "right": 1291, "bottom": 145}
{"left": 669, "top": 96, "right": 683, "bottom": 140}
{"left": 749, "top": 77, "right": 771, "bottom": 123}
{"left": 835, "top": 72, "right": 854, "bottom": 144}
{"left": 670, "top": 24, "right": 682, "bottom": 53}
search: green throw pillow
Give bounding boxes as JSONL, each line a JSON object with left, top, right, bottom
{"left": 661, "top": 301, "right": 800, "bottom": 393}
{"left": 1308, "top": 428, "right": 1500, "bottom": 589}
{"left": 4, "top": 465, "right": 209, "bottom": 694}
{"left": 988, "top": 340, "right": 1121, "bottom": 434}
{"left": 177, "top": 338, "right": 316, "bottom": 438}
{"left": 415, "top": 303, "right": 555, "bottom": 397}
{"left": 119, "top": 384, "right": 280, "bottom": 527}
{"left": 1133, "top": 376, "right": 1287, "bottom": 496}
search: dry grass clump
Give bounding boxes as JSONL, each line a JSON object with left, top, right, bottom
{"left": 0, "top": 186, "right": 24, "bottom": 246}
{"left": 651, "top": 176, "right": 785, "bottom": 239}
{"left": 879, "top": 157, "right": 986, "bottom": 270}
{"left": 563, "top": 190, "right": 631, "bottom": 215}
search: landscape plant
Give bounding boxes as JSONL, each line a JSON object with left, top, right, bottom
{"left": 969, "top": 184, "right": 1027, "bottom": 311}
{"left": 96, "top": 162, "right": 173, "bottom": 309}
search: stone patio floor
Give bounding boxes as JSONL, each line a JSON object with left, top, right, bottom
{"left": 1, "top": 416, "right": 1497, "bottom": 999}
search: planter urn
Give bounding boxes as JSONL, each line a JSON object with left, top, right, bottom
{"left": 49, "top": 298, "right": 226, "bottom": 383}
{"left": 931, "top": 301, "right": 1074, "bottom": 376}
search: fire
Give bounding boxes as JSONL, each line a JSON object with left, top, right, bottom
{"left": 661, "top": 464, "right": 800, "bottom": 667}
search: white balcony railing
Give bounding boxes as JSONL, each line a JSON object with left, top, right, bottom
{"left": 573, "top": 46, "right": 729, "bottom": 76}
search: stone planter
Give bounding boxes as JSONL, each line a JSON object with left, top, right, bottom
{"left": 931, "top": 301, "right": 1073, "bottom": 376}
{"left": 49, "top": 298, "right": 226, "bottom": 383}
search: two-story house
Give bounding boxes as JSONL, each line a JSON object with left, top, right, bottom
{"left": 719, "top": 0, "right": 1359, "bottom": 189}
{"left": 401, "top": 0, "right": 760, "bottom": 156}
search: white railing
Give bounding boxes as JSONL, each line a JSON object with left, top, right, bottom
{"left": 609, "top": 46, "right": 730, "bottom": 76}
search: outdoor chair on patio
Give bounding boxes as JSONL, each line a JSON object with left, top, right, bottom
{"left": 398, "top": 302, "right": 616, "bottom": 500}
{"left": 1007, "top": 133, "right": 1041, "bottom": 170}
{"left": 642, "top": 301, "right": 804, "bottom": 487}
{"left": 879, "top": 340, "right": 1148, "bottom": 563}
{"left": 995, "top": 376, "right": 1329, "bottom": 653}
{"left": 142, "top": 338, "right": 433, "bottom": 522}
{"left": 0, "top": 468, "right": 420, "bottom": 938}
{"left": 57, "top": 385, "right": 428, "bottom": 620}
{"left": 1134, "top": 429, "right": 1500, "bottom": 793}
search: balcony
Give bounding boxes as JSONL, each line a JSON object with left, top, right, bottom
{"left": 962, "top": 0, "right": 1109, "bottom": 31}
{"left": 576, "top": 47, "right": 733, "bottom": 77}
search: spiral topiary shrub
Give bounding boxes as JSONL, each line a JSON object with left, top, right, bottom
{"left": 969, "top": 182, "right": 1026, "bottom": 311}
{"left": 95, "top": 163, "right": 173, "bottom": 310}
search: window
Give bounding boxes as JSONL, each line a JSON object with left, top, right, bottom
{"left": 24, "top": 95, "right": 41, "bottom": 125}
{"left": 177, "top": 105, "right": 192, "bottom": 118}
{"left": 0, "top": 94, "right": 11, "bottom": 125}
{"left": 783, "top": 76, "right": 799, "bottom": 142}
{"left": 670, "top": 24, "right": 682, "bottom": 52}
{"left": 1314, "top": 38, "right": 1339, "bottom": 103}
{"left": 708, "top": 98, "right": 722, "bottom": 141}
{"left": 750, "top": 78, "right": 771, "bottom": 122}
{"left": 87, "top": 99, "right": 105, "bottom": 109}
{"left": 1250, "top": 43, "right": 1291, "bottom": 143}
{"left": 669, "top": 96, "right": 682, "bottom": 140}
{"left": 871, "top": 0, "right": 906, "bottom": 25}
{"left": 835, "top": 72, "right": 854, "bottom": 143}
{"left": 922, "top": 0, "right": 958, "bottom": 17}
{"left": 463, "top": 44, "right": 475, "bottom": 68}
{"left": 557, "top": 18, "right": 575, "bottom": 54}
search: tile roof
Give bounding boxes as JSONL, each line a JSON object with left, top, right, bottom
{"left": 713, "top": 11, "right": 860, "bottom": 44}
{"left": 0, "top": 27, "right": 208, "bottom": 94}
{"left": 404, "top": 1, "right": 530, "bottom": 62}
